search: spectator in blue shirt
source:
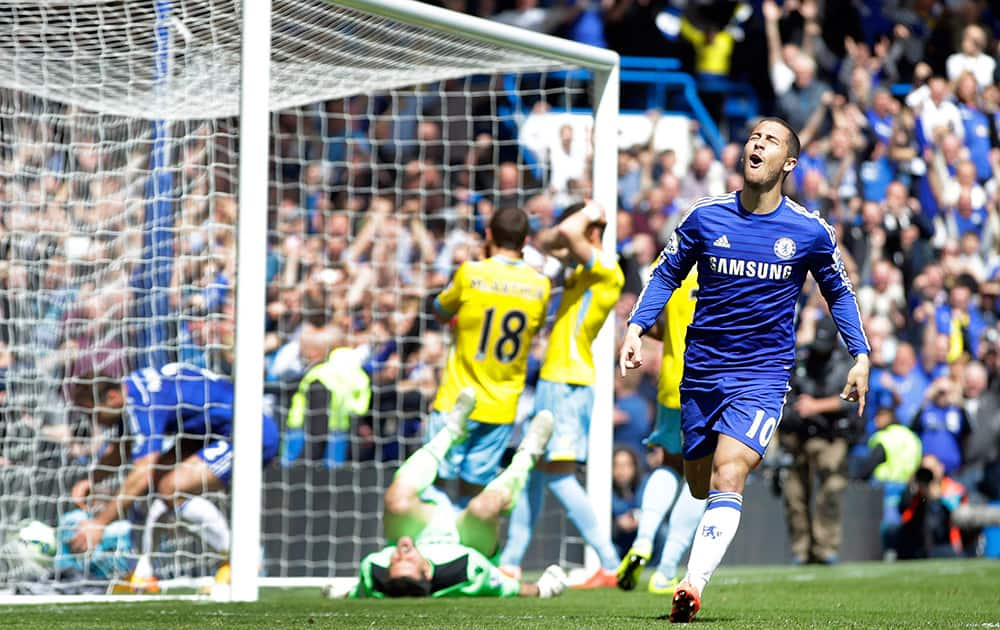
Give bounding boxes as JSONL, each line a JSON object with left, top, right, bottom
{"left": 912, "top": 377, "right": 970, "bottom": 475}
{"left": 866, "top": 87, "right": 897, "bottom": 146}
{"left": 859, "top": 142, "right": 895, "bottom": 202}
{"left": 887, "top": 342, "right": 930, "bottom": 426}
{"left": 930, "top": 274, "right": 987, "bottom": 362}
{"left": 954, "top": 72, "right": 995, "bottom": 184}
{"left": 613, "top": 369, "right": 653, "bottom": 460}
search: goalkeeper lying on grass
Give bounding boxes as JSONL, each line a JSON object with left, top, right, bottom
{"left": 327, "top": 389, "right": 568, "bottom": 599}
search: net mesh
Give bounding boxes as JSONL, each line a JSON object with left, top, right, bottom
{"left": 0, "top": 1, "right": 568, "bottom": 120}
{"left": 0, "top": 0, "right": 598, "bottom": 590}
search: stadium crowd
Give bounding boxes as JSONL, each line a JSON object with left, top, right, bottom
{"left": 265, "top": 0, "right": 1000, "bottom": 560}
{"left": 0, "top": 0, "right": 998, "bottom": 569}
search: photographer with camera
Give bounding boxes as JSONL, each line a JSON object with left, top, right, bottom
{"left": 896, "top": 454, "right": 966, "bottom": 559}
{"left": 778, "top": 307, "right": 862, "bottom": 565}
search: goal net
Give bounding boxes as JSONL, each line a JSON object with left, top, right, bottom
{"left": 0, "top": 0, "right": 618, "bottom": 597}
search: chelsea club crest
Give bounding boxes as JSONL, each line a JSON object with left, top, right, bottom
{"left": 773, "top": 237, "right": 796, "bottom": 259}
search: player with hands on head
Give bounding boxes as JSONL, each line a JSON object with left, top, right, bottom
{"left": 619, "top": 117, "right": 870, "bottom": 622}
{"left": 499, "top": 200, "right": 625, "bottom": 588}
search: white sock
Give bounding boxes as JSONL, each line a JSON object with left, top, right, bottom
{"left": 683, "top": 491, "right": 742, "bottom": 594}
{"left": 177, "top": 496, "right": 231, "bottom": 554}
{"left": 657, "top": 483, "right": 706, "bottom": 578}
{"left": 634, "top": 467, "right": 680, "bottom": 550}
{"left": 132, "top": 553, "right": 154, "bottom": 580}
{"left": 142, "top": 498, "right": 170, "bottom": 556}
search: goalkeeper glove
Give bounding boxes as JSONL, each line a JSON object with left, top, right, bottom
{"left": 321, "top": 579, "right": 358, "bottom": 599}
{"left": 536, "top": 564, "right": 569, "bottom": 598}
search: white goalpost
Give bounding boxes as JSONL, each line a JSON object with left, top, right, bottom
{"left": 0, "top": 0, "right": 618, "bottom": 602}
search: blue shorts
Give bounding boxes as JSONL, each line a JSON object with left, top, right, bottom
{"left": 680, "top": 375, "right": 788, "bottom": 461}
{"left": 198, "top": 414, "right": 280, "bottom": 485}
{"left": 534, "top": 379, "right": 594, "bottom": 462}
{"left": 426, "top": 411, "right": 513, "bottom": 486}
{"left": 645, "top": 405, "right": 683, "bottom": 455}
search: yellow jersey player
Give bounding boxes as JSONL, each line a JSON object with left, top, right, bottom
{"left": 498, "top": 200, "right": 625, "bottom": 588}
{"left": 617, "top": 270, "right": 706, "bottom": 594}
{"left": 431, "top": 206, "right": 551, "bottom": 502}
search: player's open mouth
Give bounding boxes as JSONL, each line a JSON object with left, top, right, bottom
{"left": 748, "top": 154, "right": 763, "bottom": 168}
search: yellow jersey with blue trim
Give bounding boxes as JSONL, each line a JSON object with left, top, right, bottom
{"left": 540, "top": 248, "right": 624, "bottom": 386}
{"left": 657, "top": 270, "right": 698, "bottom": 409}
{"left": 432, "top": 256, "right": 550, "bottom": 424}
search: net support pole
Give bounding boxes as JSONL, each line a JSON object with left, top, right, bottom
{"left": 133, "top": 0, "right": 175, "bottom": 370}
{"left": 585, "top": 62, "right": 620, "bottom": 572}
{"left": 230, "top": 0, "right": 272, "bottom": 603}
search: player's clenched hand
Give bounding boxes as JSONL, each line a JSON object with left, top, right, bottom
{"left": 841, "top": 354, "right": 871, "bottom": 416}
{"left": 619, "top": 324, "right": 644, "bottom": 376}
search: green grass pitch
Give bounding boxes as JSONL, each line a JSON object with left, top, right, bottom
{"left": 3, "top": 559, "right": 999, "bottom": 629}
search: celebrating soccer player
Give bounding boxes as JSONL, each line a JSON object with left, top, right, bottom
{"left": 619, "top": 117, "right": 870, "bottom": 622}
{"left": 498, "top": 200, "right": 625, "bottom": 588}
{"left": 66, "top": 362, "right": 280, "bottom": 591}
{"left": 617, "top": 269, "right": 706, "bottom": 595}
{"left": 335, "top": 392, "right": 568, "bottom": 599}
{"left": 429, "top": 206, "right": 550, "bottom": 505}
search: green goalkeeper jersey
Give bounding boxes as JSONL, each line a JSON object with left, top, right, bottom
{"left": 352, "top": 543, "right": 520, "bottom": 598}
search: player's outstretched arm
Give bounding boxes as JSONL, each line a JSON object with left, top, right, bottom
{"left": 69, "top": 452, "right": 159, "bottom": 552}
{"left": 71, "top": 438, "right": 127, "bottom": 510}
{"left": 809, "top": 222, "right": 872, "bottom": 402}
{"left": 622, "top": 263, "right": 685, "bottom": 375}
{"left": 840, "top": 353, "right": 871, "bottom": 417}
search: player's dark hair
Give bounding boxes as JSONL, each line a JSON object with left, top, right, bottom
{"left": 381, "top": 575, "right": 432, "bottom": 597}
{"left": 558, "top": 201, "right": 587, "bottom": 223}
{"left": 489, "top": 206, "right": 530, "bottom": 250}
{"left": 65, "top": 372, "right": 119, "bottom": 408}
{"left": 756, "top": 116, "right": 801, "bottom": 160}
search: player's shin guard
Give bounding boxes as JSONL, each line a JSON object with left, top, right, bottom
{"left": 498, "top": 468, "right": 544, "bottom": 568}
{"left": 634, "top": 467, "right": 681, "bottom": 549}
{"left": 177, "top": 496, "right": 231, "bottom": 553}
{"left": 394, "top": 424, "right": 458, "bottom": 494}
{"left": 657, "top": 483, "right": 706, "bottom": 579}
{"left": 484, "top": 410, "right": 552, "bottom": 508}
{"left": 484, "top": 449, "right": 535, "bottom": 509}
{"left": 683, "top": 491, "right": 742, "bottom": 594}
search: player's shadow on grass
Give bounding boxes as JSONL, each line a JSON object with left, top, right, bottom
{"left": 655, "top": 613, "right": 734, "bottom": 623}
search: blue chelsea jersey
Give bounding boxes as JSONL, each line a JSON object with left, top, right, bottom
{"left": 124, "top": 363, "right": 236, "bottom": 460}
{"left": 629, "top": 192, "right": 869, "bottom": 377}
